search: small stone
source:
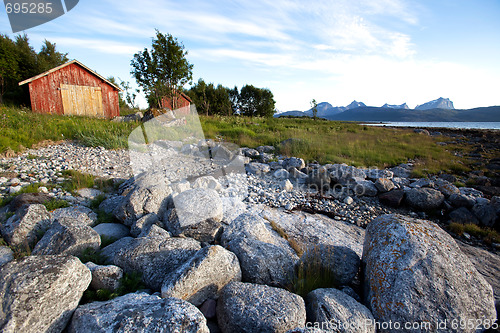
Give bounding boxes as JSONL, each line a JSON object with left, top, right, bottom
{"left": 282, "top": 179, "right": 294, "bottom": 192}
{"left": 344, "top": 196, "right": 354, "bottom": 205}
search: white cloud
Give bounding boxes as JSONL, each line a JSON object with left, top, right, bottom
{"left": 53, "top": 37, "right": 140, "bottom": 55}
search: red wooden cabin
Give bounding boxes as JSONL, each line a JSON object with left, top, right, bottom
{"left": 19, "top": 60, "right": 121, "bottom": 119}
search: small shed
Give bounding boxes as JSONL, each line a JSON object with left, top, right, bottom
{"left": 19, "top": 60, "right": 121, "bottom": 119}
{"left": 161, "top": 91, "right": 192, "bottom": 116}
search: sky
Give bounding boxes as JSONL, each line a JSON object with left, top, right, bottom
{"left": 1, "top": 0, "right": 500, "bottom": 112}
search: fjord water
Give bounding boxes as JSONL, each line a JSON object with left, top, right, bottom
{"left": 363, "top": 122, "right": 500, "bottom": 130}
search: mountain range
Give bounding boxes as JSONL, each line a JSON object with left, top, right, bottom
{"left": 276, "top": 98, "right": 500, "bottom": 122}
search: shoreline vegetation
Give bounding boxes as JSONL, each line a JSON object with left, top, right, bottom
{"left": 1, "top": 106, "right": 498, "bottom": 178}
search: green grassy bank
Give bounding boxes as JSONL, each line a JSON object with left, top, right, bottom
{"left": 0, "top": 106, "right": 472, "bottom": 177}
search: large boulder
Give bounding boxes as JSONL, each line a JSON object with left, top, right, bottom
{"left": 68, "top": 293, "right": 209, "bottom": 333}
{"left": 405, "top": 188, "right": 445, "bottom": 211}
{"left": 217, "top": 282, "right": 306, "bottom": 333}
{"left": 307, "top": 166, "right": 330, "bottom": 191}
{"left": 349, "top": 178, "right": 378, "bottom": 197}
{"left": 245, "top": 162, "right": 271, "bottom": 175}
{"left": 7, "top": 193, "right": 50, "bottom": 212}
{"left": 283, "top": 157, "right": 306, "bottom": 170}
{"left": 306, "top": 288, "right": 375, "bottom": 333}
{"left": 130, "top": 213, "right": 159, "bottom": 237}
{"left": 0, "top": 246, "right": 14, "bottom": 267}
{"left": 363, "top": 214, "right": 496, "bottom": 332}
{"left": 448, "top": 207, "right": 479, "bottom": 225}
{"left": 98, "top": 195, "right": 125, "bottom": 215}
{"left": 192, "top": 175, "right": 222, "bottom": 192}
{"left": 435, "top": 179, "right": 460, "bottom": 197}
{"left": 471, "top": 202, "right": 497, "bottom": 227}
{"left": 100, "top": 236, "right": 135, "bottom": 264}
{"left": 51, "top": 205, "right": 97, "bottom": 226}
{"left": 93, "top": 223, "right": 130, "bottom": 240}
{"left": 458, "top": 241, "right": 500, "bottom": 317}
{"left": 297, "top": 244, "right": 360, "bottom": 286}
{"left": 226, "top": 236, "right": 297, "bottom": 287}
{"left": 257, "top": 206, "right": 365, "bottom": 258}
{"left": 0, "top": 255, "right": 91, "bottom": 333}
{"left": 85, "top": 262, "right": 123, "bottom": 291}
{"left": 374, "top": 178, "right": 395, "bottom": 193}
{"left": 329, "top": 165, "right": 366, "bottom": 185}
{"left": 221, "top": 212, "right": 294, "bottom": 253}
{"left": 113, "top": 236, "right": 201, "bottom": 291}
{"left": 0, "top": 204, "right": 51, "bottom": 248}
{"left": 32, "top": 219, "right": 101, "bottom": 256}
{"left": 161, "top": 245, "right": 241, "bottom": 306}
{"left": 165, "top": 188, "right": 223, "bottom": 241}
{"left": 114, "top": 172, "right": 173, "bottom": 225}
{"left": 378, "top": 190, "right": 405, "bottom": 208}
{"left": 221, "top": 212, "right": 299, "bottom": 286}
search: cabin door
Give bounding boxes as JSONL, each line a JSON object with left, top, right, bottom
{"left": 60, "top": 84, "right": 104, "bottom": 117}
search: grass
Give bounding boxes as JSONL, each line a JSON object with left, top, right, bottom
{"left": 61, "top": 170, "right": 96, "bottom": 193}
{"left": 100, "top": 235, "right": 118, "bottom": 248}
{"left": 266, "top": 217, "right": 304, "bottom": 256}
{"left": 89, "top": 194, "right": 107, "bottom": 210}
{"left": 287, "top": 246, "right": 338, "bottom": 297}
{"left": 199, "top": 115, "right": 472, "bottom": 177}
{"left": 0, "top": 106, "right": 477, "bottom": 177}
{"left": 43, "top": 199, "right": 70, "bottom": 211}
{"left": 78, "top": 247, "right": 108, "bottom": 265}
{"left": 0, "top": 106, "right": 137, "bottom": 154}
{"left": 448, "top": 223, "right": 500, "bottom": 245}
{"left": 81, "top": 271, "right": 146, "bottom": 304}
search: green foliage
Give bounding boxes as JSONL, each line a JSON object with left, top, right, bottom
{"left": 82, "top": 288, "right": 118, "bottom": 303}
{"left": 288, "top": 247, "right": 338, "bottom": 297}
{"left": 310, "top": 99, "right": 318, "bottom": 119}
{"left": 267, "top": 217, "right": 303, "bottom": 256}
{"left": 100, "top": 235, "right": 118, "bottom": 248}
{"left": 199, "top": 115, "right": 471, "bottom": 175}
{"left": 238, "top": 84, "right": 276, "bottom": 117}
{"left": 0, "top": 106, "right": 137, "bottom": 154}
{"left": 78, "top": 247, "right": 108, "bottom": 265}
{"left": 0, "top": 196, "right": 14, "bottom": 208}
{"left": 0, "top": 34, "right": 67, "bottom": 105}
{"left": 37, "top": 40, "right": 68, "bottom": 72}
{"left": 117, "top": 271, "right": 146, "bottom": 294}
{"left": 61, "top": 170, "right": 95, "bottom": 193}
{"left": 448, "top": 223, "right": 500, "bottom": 245}
{"left": 131, "top": 29, "right": 193, "bottom": 108}
{"left": 11, "top": 241, "right": 31, "bottom": 259}
{"left": 0, "top": 237, "right": 7, "bottom": 246}
{"left": 43, "top": 199, "right": 70, "bottom": 211}
{"left": 90, "top": 194, "right": 107, "bottom": 210}
{"left": 187, "top": 78, "right": 232, "bottom": 116}
{"left": 81, "top": 271, "right": 146, "bottom": 304}
{"left": 18, "top": 182, "right": 41, "bottom": 194}
{"left": 96, "top": 210, "right": 119, "bottom": 225}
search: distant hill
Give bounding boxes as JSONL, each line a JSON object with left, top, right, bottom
{"left": 415, "top": 97, "right": 454, "bottom": 110}
{"left": 382, "top": 103, "right": 409, "bottom": 109}
{"left": 326, "top": 106, "right": 500, "bottom": 122}
{"left": 275, "top": 100, "right": 367, "bottom": 119}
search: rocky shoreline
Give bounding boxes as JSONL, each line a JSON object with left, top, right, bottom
{"left": 0, "top": 137, "right": 499, "bottom": 332}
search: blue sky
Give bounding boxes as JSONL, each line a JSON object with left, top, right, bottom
{"left": 1, "top": 0, "right": 499, "bottom": 111}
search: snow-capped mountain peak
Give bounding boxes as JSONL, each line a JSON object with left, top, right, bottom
{"left": 382, "top": 103, "right": 409, "bottom": 109}
{"left": 415, "top": 97, "right": 454, "bottom": 110}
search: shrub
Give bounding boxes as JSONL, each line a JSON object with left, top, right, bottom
{"left": 43, "top": 199, "right": 70, "bottom": 211}
{"left": 90, "top": 194, "right": 107, "bottom": 210}
{"left": 287, "top": 246, "right": 338, "bottom": 297}
{"left": 80, "top": 271, "right": 146, "bottom": 304}
{"left": 100, "top": 235, "right": 118, "bottom": 248}
{"left": 61, "top": 170, "right": 95, "bottom": 193}
{"left": 77, "top": 247, "right": 108, "bottom": 265}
